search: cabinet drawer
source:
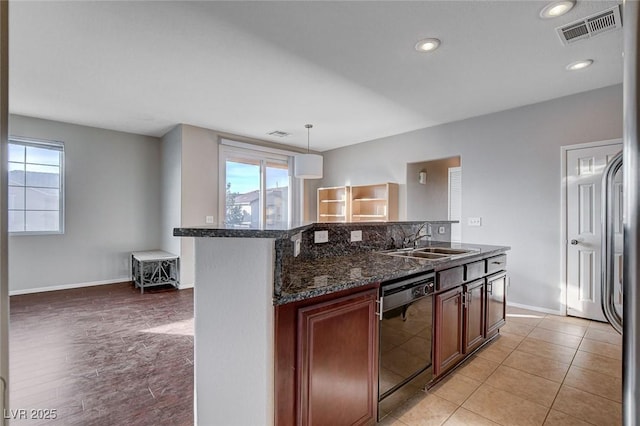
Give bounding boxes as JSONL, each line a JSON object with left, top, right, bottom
{"left": 437, "top": 266, "right": 464, "bottom": 291}
{"left": 465, "top": 260, "right": 485, "bottom": 282}
{"left": 486, "top": 254, "right": 507, "bottom": 274}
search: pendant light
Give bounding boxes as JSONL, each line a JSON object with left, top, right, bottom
{"left": 294, "top": 124, "right": 323, "bottom": 179}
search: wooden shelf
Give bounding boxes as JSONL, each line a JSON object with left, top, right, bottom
{"left": 317, "top": 186, "right": 349, "bottom": 222}
{"left": 350, "top": 183, "right": 398, "bottom": 222}
{"left": 317, "top": 183, "right": 398, "bottom": 223}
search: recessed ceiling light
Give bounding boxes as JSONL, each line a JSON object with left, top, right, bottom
{"left": 415, "top": 38, "right": 441, "bottom": 53}
{"left": 566, "top": 59, "right": 594, "bottom": 71}
{"left": 540, "top": 0, "right": 575, "bottom": 19}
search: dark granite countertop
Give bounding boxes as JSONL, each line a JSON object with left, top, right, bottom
{"left": 173, "top": 223, "right": 314, "bottom": 239}
{"left": 173, "top": 220, "right": 458, "bottom": 240}
{"left": 276, "top": 242, "right": 509, "bottom": 305}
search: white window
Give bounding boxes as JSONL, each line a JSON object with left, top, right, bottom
{"left": 220, "top": 139, "right": 301, "bottom": 228}
{"left": 8, "top": 138, "right": 64, "bottom": 234}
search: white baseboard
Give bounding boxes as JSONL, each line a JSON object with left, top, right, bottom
{"left": 507, "top": 300, "right": 564, "bottom": 316}
{"left": 179, "top": 282, "right": 194, "bottom": 290}
{"left": 9, "top": 277, "right": 131, "bottom": 296}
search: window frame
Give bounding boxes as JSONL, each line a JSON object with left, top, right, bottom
{"left": 8, "top": 136, "right": 65, "bottom": 236}
{"left": 219, "top": 139, "right": 302, "bottom": 228}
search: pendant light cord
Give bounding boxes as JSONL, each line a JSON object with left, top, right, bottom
{"left": 305, "top": 124, "right": 313, "bottom": 154}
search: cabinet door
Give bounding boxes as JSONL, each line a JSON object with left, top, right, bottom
{"left": 297, "top": 288, "right": 378, "bottom": 426}
{"left": 433, "top": 286, "right": 464, "bottom": 377}
{"left": 486, "top": 272, "right": 507, "bottom": 337}
{"left": 464, "top": 279, "right": 485, "bottom": 354}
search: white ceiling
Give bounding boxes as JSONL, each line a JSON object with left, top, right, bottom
{"left": 9, "top": 1, "right": 623, "bottom": 152}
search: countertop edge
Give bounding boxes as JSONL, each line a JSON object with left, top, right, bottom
{"left": 274, "top": 245, "right": 510, "bottom": 305}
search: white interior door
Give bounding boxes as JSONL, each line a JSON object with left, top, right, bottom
{"left": 566, "top": 143, "right": 622, "bottom": 321}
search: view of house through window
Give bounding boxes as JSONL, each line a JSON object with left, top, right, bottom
{"left": 8, "top": 138, "right": 64, "bottom": 234}
{"left": 223, "top": 144, "right": 291, "bottom": 228}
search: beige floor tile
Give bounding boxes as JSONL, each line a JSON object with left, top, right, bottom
{"left": 462, "top": 383, "right": 548, "bottom": 426}
{"left": 443, "top": 407, "right": 499, "bottom": 426}
{"left": 578, "top": 338, "right": 622, "bottom": 361}
{"left": 393, "top": 393, "right": 458, "bottom": 426}
{"left": 528, "top": 327, "right": 583, "bottom": 349}
{"left": 475, "top": 341, "right": 514, "bottom": 364}
{"left": 431, "top": 373, "right": 482, "bottom": 406}
{"left": 484, "top": 365, "right": 561, "bottom": 407}
{"left": 491, "top": 331, "right": 525, "bottom": 349}
{"left": 543, "top": 409, "right": 593, "bottom": 425}
{"left": 552, "top": 385, "right": 622, "bottom": 426}
{"left": 502, "top": 350, "right": 570, "bottom": 383}
{"left": 455, "top": 355, "right": 500, "bottom": 382}
{"left": 587, "top": 321, "right": 618, "bottom": 333}
{"left": 544, "top": 314, "right": 592, "bottom": 327}
{"left": 583, "top": 328, "right": 622, "bottom": 346}
{"left": 505, "top": 314, "right": 545, "bottom": 327}
{"left": 563, "top": 365, "right": 622, "bottom": 402}
{"left": 536, "top": 318, "right": 588, "bottom": 337}
{"left": 378, "top": 414, "right": 410, "bottom": 426}
{"left": 499, "top": 321, "right": 534, "bottom": 337}
{"left": 571, "top": 350, "right": 622, "bottom": 378}
{"left": 517, "top": 337, "right": 577, "bottom": 364}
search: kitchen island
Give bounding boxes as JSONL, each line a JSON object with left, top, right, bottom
{"left": 174, "top": 221, "right": 509, "bottom": 425}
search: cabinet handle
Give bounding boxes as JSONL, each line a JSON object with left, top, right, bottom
{"left": 467, "top": 291, "right": 472, "bottom": 307}
{"left": 487, "top": 282, "right": 493, "bottom": 295}
{"left": 376, "top": 297, "right": 384, "bottom": 321}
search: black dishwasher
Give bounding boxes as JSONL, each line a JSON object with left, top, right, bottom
{"left": 378, "top": 272, "right": 434, "bottom": 419}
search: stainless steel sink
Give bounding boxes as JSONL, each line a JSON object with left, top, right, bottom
{"left": 413, "top": 247, "right": 473, "bottom": 255}
{"left": 379, "top": 246, "right": 476, "bottom": 259}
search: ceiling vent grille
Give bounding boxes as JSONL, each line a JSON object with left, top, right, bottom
{"left": 556, "top": 5, "right": 622, "bottom": 45}
{"left": 267, "top": 130, "right": 290, "bottom": 138}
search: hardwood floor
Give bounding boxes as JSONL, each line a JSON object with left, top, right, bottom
{"left": 9, "top": 282, "right": 194, "bottom": 425}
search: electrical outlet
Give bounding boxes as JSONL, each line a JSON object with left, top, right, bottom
{"left": 314, "top": 230, "right": 329, "bottom": 244}
{"left": 205, "top": 216, "right": 214, "bottom": 224}
{"left": 351, "top": 230, "right": 362, "bottom": 242}
{"left": 468, "top": 217, "right": 482, "bottom": 227}
{"left": 438, "top": 226, "right": 446, "bottom": 234}
{"left": 291, "top": 233, "right": 302, "bottom": 257}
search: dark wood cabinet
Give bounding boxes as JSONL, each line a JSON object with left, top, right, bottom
{"left": 433, "top": 286, "right": 464, "bottom": 376}
{"left": 275, "top": 285, "right": 379, "bottom": 426}
{"left": 433, "top": 253, "right": 508, "bottom": 380}
{"left": 486, "top": 271, "right": 507, "bottom": 338}
{"left": 463, "top": 279, "right": 486, "bottom": 354}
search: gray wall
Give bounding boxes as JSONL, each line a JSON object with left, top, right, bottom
{"left": 314, "top": 84, "right": 623, "bottom": 313}
{"left": 9, "top": 115, "right": 162, "bottom": 293}
{"left": 161, "top": 124, "right": 182, "bottom": 258}
{"left": 407, "top": 156, "right": 460, "bottom": 221}
{"left": 160, "top": 124, "right": 303, "bottom": 288}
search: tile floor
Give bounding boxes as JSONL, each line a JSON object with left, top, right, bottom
{"left": 380, "top": 306, "right": 623, "bottom": 426}
{"left": 9, "top": 282, "right": 194, "bottom": 425}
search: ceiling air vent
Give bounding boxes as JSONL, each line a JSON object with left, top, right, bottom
{"left": 556, "top": 5, "right": 622, "bottom": 46}
{"left": 267, "top": 130, "right": 290, "bottom": 138}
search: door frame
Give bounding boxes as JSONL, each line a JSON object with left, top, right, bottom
{"left": 561, "top": 138, "right": 622, "bottom": 316}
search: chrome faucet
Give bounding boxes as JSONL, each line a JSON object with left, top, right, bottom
{"left": 401, "top": 223, "right": 432, "bottom": 248}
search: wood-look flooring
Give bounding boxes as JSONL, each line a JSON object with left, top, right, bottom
{"left": 9, "top": 282, "right": 194, "bottom": 425}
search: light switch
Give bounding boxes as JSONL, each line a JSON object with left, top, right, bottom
{"left": 468, "top": 217, "right": 482, "bottom": 227}
{"left": 314, "top": 230, "right": 329, "bottom": 244}
{"left": 205, "top": 216, "right": 214, "bottom": 224}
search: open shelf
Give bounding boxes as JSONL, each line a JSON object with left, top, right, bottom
{"left": 317, "top": 186, "right": 349, "bottom": 222}
{"left": 318, "top": 183, "right": 398, "bottom": 223}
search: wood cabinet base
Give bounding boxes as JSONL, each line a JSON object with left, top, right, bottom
{"left": 275, "top": 285, "right": 379, "bottom": 426}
